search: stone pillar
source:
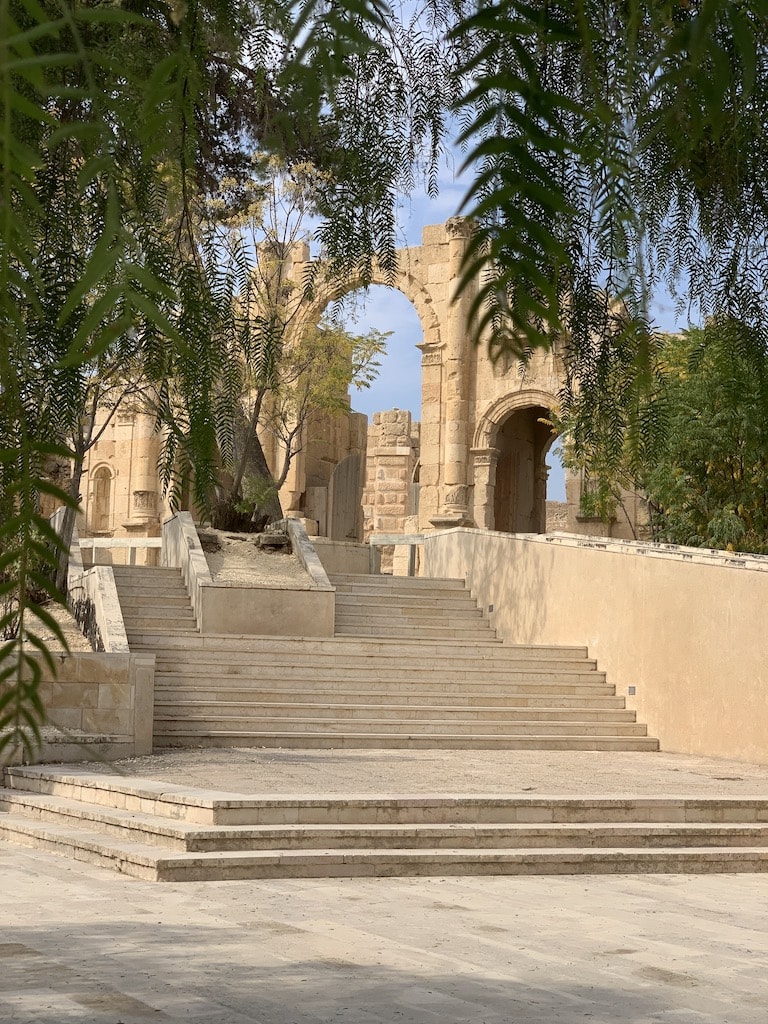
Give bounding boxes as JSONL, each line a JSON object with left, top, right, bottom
{"left": 432, "top": 217, "right": 474, "bottom": 528}
{"left": 470, "top": 447, "right": 500, "bottom": 529}
{"left": 417, "top": 341, "right": 443, "bottom": 528}
{"left": 362, "top": 410, "right": 419, "bottom": 571}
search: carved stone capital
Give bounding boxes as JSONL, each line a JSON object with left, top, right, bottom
{"left": 445, "top": 216, "right": 473, "bottom": 239}
{"left": 470, "top": 447, "right": 500, "bottom": 470}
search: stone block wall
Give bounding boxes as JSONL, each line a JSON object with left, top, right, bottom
{"left": 362, "top": 409, "right": 420, "bottom": 541}
{"left": 34, "top": 652, "right": 155, "bottom": 759}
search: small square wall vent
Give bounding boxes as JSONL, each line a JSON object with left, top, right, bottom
{"left": 627, "top": 685, "right": 637, "bottom": 696}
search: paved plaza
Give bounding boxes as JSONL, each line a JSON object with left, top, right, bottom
{"left": 3, "top": 748, "right": 768, "bottom": 1023}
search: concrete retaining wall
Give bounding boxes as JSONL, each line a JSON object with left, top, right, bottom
{"left": 424, "top": 528, "right": 768, "bottom": 764}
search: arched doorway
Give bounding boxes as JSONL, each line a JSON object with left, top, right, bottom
{"left": 493, "top": 405, "right": 555, "bottom": 534}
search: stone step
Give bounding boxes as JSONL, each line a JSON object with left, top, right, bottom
{"left": 335, "top": 605, "right": 484, "bottom": 622}
{"left": 4, "top": 789, "right": 768, "bottom": 853}
{"left": 334, "top": 591, "right": 480, "bottom": 609}
{"left": 111, "top": 567, "right": 185, "bottom": 584}
{"left": 153, "top": 678, "right": 615, "bottom": 698}
{"left": 118, "top": 595, "right": 192, "bottom": 611}
{"left": 154, "top": 701, "right": 638, "bottom": 724}
{"left": 120, "top": 598, "right": 196, "bottom": 614}
{"left": 119, "top": 632, "right": 589, "bottom": 659}
{"left": 151, "top": 731, "right": 660, "bottom": 751}
{"left": 150, "top": 659, "right": 606, "bottom": 684}
{"left": 7, "top": 771, "right": 767, "bottom": 825}
{"left": 141, "top": 642, "right": 590, "bottom": 666}
{"left": 152, "top": 686, "right": 626, "bottom": 708}
{"left": 125, "top": 619, "right": 198, "bottom": 633}
{"left": 334, "top": 624, "right": 499, "bottom": 640}
{"left": 153, "top": 713, "right": 649, "bottom": 736}
{"left": 329, "top": 574, "right": 466, "bottom": 589}
{"left": 5, "top": 808, "right": 768, "bottom": 880}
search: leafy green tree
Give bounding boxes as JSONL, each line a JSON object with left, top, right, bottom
{"left": 644, "top": 325, "right": 768, "bottom": 553}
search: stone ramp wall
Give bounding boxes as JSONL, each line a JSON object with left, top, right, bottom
{"left": 424, "top": 528, "right": 768, "bottom": 764}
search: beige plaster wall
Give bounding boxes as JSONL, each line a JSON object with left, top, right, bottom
{"left": 424, "top": 529, "right": 768, "bottom": 764}
{"left": 35, "top": 652, "right": 155, "bottom": 758}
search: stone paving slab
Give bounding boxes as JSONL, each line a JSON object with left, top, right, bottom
{"left": 2, "top": 840, "right": 767, "bottom": 1022}
{"left": 96, "top": 747, "right": 768, "bottom": 797}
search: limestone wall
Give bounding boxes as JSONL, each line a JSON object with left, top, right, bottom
{"left": 79, "top": 406, "right": 168, "bottom": 543}
{"left": 33, "top": 652, "right": 155, "bottom": 759}
{"left": 424, "top": 528, "right": 768, "bottom": 764}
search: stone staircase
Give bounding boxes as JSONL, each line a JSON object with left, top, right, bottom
{"left": 117, "top": 570, "right": 658, "bottom": 752}
{"left": 2, "top": 766, "right": 768, "bottom": 881}
{"left": 112, "top": 565, "right": 198, "bottom": 642}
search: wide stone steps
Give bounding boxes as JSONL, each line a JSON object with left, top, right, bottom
{"left": 154, "top": 713, "right": 647, "bottom": 736}
{"left": 2, "top": 768, "right": 767, "bottom": 880}
{"left": 129, "top": 632, "right": 589, "bottom": 659}
{"left": 125, "top": 570, "right": 656, "bottom": 752}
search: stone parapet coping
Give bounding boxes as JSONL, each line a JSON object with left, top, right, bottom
{"left": 430, "top": 527, "right": 768, "bottom": 574}
{"left": 280, "top": 517, "right": 334, "bottom": 591}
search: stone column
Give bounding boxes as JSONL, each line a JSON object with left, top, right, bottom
{"left": 432, "top": 217, "right": 474, "bottom": 528}
{"left": 417, "top": 341, "right": 443, "bottom": 528}
{"left": 470, "top": 447, "right": 500, "bottom": 529}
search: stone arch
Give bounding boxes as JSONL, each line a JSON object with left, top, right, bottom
{"left": 472, "top": 388, "right": 560, "bottom": 452}
{"left": 292, "top": 263, "right": 442, "bottom": 352}
{"left": 471, "top": 389, "right": 560, "bottom": 533}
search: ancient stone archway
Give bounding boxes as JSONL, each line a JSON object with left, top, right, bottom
{"left": 77, "top": 219, "right": 617, "bottom": 543}
{"left": 286, "top": 219, "right": 476, "bottom": 532}
{"left": 470, "top": 389, "right": 559, "bottom": 533}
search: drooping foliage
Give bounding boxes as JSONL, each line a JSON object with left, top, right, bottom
{"left": 453, "top": 1, "right": 768, "bottom": 480}
{"left": 5, "top": 0, "right": 768, "bottom": 757}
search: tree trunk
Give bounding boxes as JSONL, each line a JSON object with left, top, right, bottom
{"left": 54, "top": 456, "right": 84, "bottom": 595}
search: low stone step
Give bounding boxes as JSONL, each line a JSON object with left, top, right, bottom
{"left": 334, "top": 625, "right": 499, "bottom": 641}
{"left": 154, "top": 713, "right": 648, "bottom": 737}
{"left": 120, "top": 593, "right": 193, "bottom": 606}
{"left": 335, "top": 606, "right": 484, "bottom": 623}
{"left": 125, "top": 617, "right": 198, "bottom": 632}
{"left": 5, "top": 808, "right": 768, "bottom": 880}
{"left": 4, "top": 789, "right": 768, "bottom": 853}
{"left": 153, "top": 678, "right": 615, "bottom": 698}
{"left": 151, "top": 731, "right": 660, "bottom": 751}
{"left": 120, "top": 598, "right": 196, "bottom": 614}
{"left": 334, "top": 592, "right": 481, "bottom": 610}
{"left": 154, "top": 701, "right": 638, "bottom": 724}
{"left": 329, "top": 574, "right": 466, "bottom": 589}
{"left": 121, "top": 632, "right": 590, "bottom": 659}
{"left": 147, "top": 646, "right": 592, "bottom": 670}
{"left": 153, "top": 686, "right": 626, "bottom": 709}
{"left": 149, "top": 658, "right": 605, "bottom": 681}
{"left": 6, "top": 771, "right": 767, "bottom": 821}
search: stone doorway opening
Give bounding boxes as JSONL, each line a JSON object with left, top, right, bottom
{"left": 493, "top": 405, "right": 557, "bottom": 534}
